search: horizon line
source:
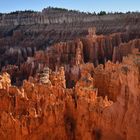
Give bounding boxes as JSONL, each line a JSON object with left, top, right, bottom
{"left": 0, "top": 6, "right": 140, "bottom": 14}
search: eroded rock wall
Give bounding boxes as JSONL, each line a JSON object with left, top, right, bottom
{"left": 0, "top": 50, "right": 140, "bottom": 140}
{"left": 2, "top": 31, "right": 140, "bottom": 87}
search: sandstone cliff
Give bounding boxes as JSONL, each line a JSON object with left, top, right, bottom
{"left": 0, "top": 8, "right": 140, "bottom": 72}
{"left": 0, "top": 7, "right": 140, "bottom": 140}
{"left": 0, "top": 8, "right": 140, "bottom": 35}
{"left": 3, "top": 29, "right": 140, "bottom": 87}
{"left": 0, "top": 49, "right": 140, "bottom": 140}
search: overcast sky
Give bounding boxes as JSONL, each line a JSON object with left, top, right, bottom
{"left": 0, "top": 0, "right": 139, "bottom": 13}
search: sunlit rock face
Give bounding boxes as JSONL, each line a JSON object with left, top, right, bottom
{"left": 0, "top": 49, "right": 140, "bottom": 140}
{"left": 2, "top": 29, "right": 140, "bottom": 87}
{"left": 0, "top": 7, "right": 140, "bottom": 140}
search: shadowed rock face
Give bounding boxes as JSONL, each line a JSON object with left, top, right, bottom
{"left": 2, "top": 30, "right": 140, "bottom": 87}
{"left": 0, "top": 7, "right": 140, "bottom": 140}
{"left": 0, "top": 8, "right": 140, "bottom": 70}
{"left": 0, "top": 8, "right": 140, "bottom": 34}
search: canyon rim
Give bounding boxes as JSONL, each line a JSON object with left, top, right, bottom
{"left": 0, "top": 2, "right": 140, "bottom": 140}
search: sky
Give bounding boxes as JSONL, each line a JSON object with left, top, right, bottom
{"left": 0, "top": 0, "right": 139, "bottom": 13}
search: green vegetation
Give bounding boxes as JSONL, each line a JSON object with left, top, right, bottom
{"left": 45, "top": 7, "right": 139, "bottom": 16}
{"left": 44, "top": 6, "right": 81, "bottom": 13}
{"left": 0, "top": 7, "right": 139, "bottom": 16}
{"left": 97, "top": 11, "right": 107, "bottom": 16}
{"left": 7, "top": 10, "right": 36, "bottom": 15}
{"left": 46, "top": 6, "right": 68, "bottom": 11}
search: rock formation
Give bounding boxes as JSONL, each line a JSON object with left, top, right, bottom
{"left": 0, "top": 7, "right": 140, "bottom": 140}
{"left": 2, "top": 29, "right": 140, "bottom": 87}
{"left": 0, "top": 49, "right": 140, "bottom": 140}
{"left": 0, "top": 8, "right": 140, "bottom": 71}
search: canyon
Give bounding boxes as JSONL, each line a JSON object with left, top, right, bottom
{"left": 0, "top": 7, "right": 140, "bottom": 140}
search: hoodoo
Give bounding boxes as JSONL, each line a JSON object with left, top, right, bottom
{"left": 0, "top": 6, "right": 140, "bottom": 140}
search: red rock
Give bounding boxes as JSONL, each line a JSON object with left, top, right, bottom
{"left": 0, "top": 11, "right": 140, "bottom": 139}
{"left": 0, "top": 49, "right": 139, "bottom": 139}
